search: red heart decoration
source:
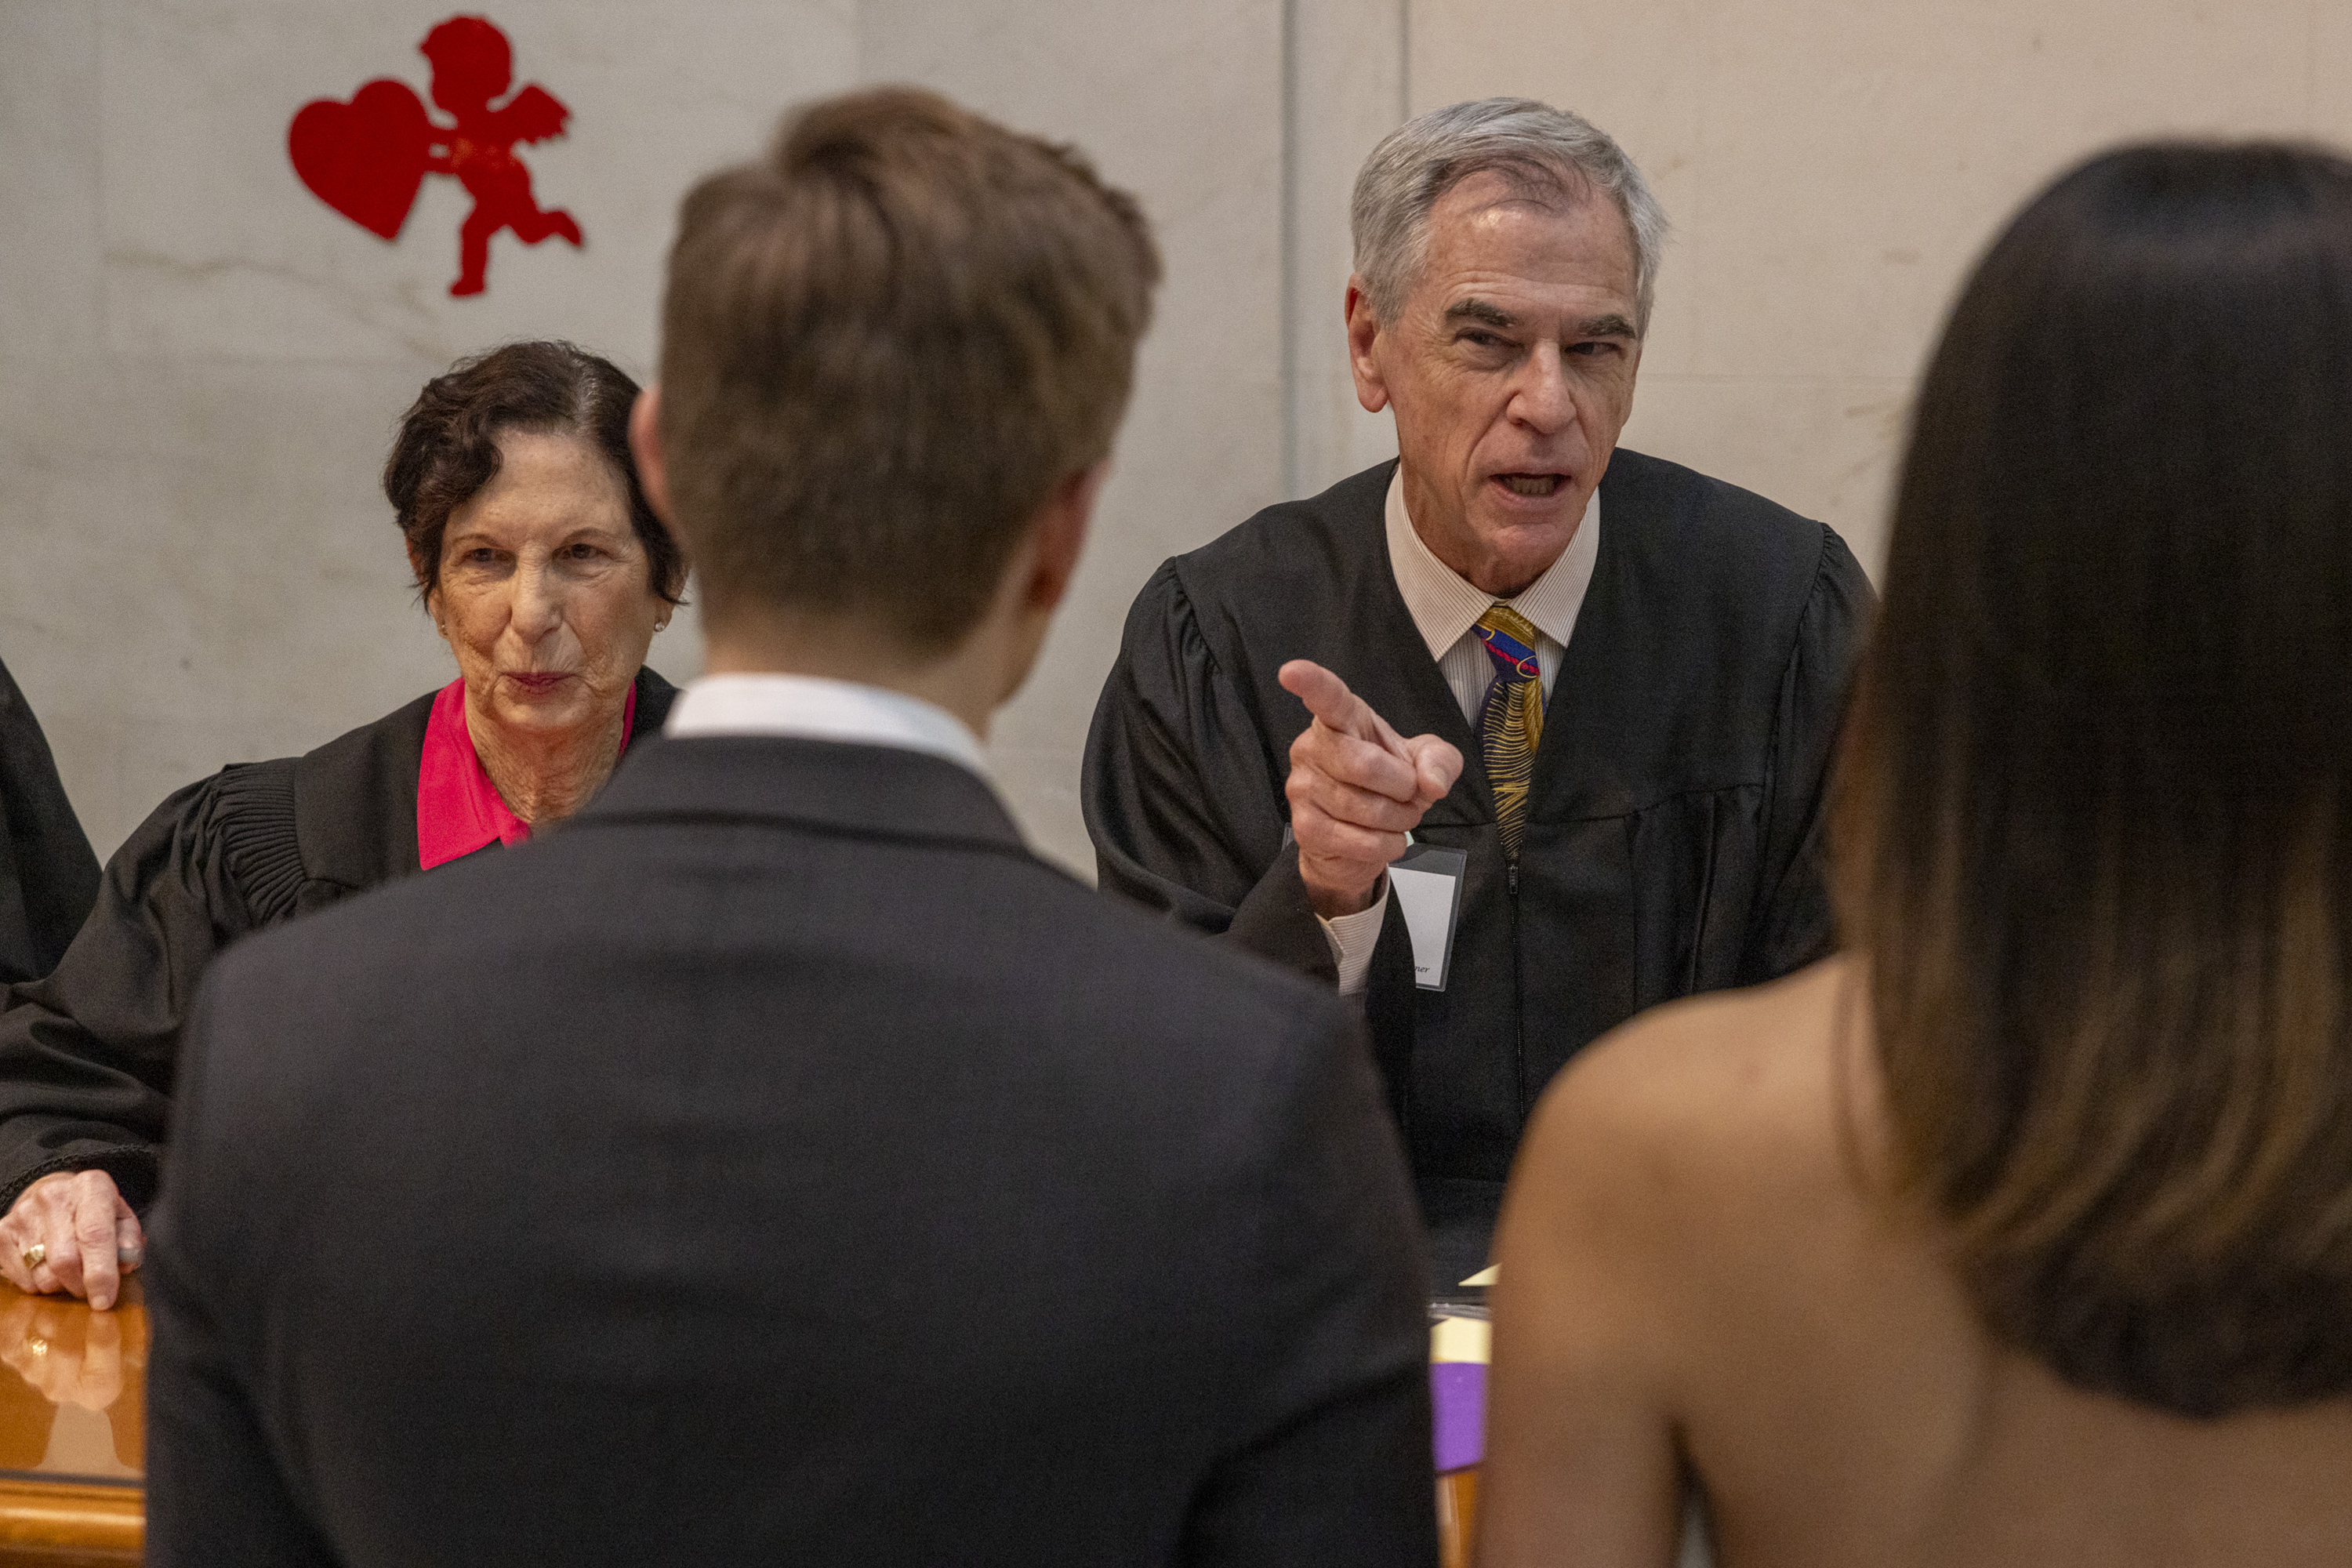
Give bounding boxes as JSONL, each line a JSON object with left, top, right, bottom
{"left": 289, "top": 79, "right": 433, "bottom": 241}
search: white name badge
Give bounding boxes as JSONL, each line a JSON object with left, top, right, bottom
{"left": 1388, "top": 843, "right": 1468, "bottom": 990}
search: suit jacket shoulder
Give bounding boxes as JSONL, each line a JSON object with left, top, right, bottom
{"left": 252, "top": 731, "right": 1345, "bottom": 1101}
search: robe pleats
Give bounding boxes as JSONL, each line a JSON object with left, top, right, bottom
{"left": 0, "top": 669, "right": 677, "bottom": 1210}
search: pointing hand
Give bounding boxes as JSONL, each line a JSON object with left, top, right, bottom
{"left": 1277, "top": 660, "right": 1464, "bottom": 919}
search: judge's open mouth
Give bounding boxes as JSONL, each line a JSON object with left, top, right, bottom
{"left": 1491, "top": 473, "right": 1567, "bottom": 499}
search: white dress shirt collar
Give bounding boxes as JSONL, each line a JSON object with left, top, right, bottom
{"left": 663, "top": 673, "right": 993, "bottom": 785}
{"left": 1382, "top": 463, "right": 1600, "bottom": 660}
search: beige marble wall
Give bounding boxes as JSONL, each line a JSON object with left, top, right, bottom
{"left": 2, "top": 0, "right": 856, "bottom": 856}
{"left": 7, "top": 0, "right": 2350, "bottom": 872}
{"left": 0, "top": 0, "right": 1287, "bottom": 873}
{"left": 859, "top": 0, "right": 1289, "bottom": 872}
{"left": 1286, "top": 0, "right": 1409, "bottom": 492}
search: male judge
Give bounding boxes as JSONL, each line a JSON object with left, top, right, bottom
{"left": 1085, "top": 98, "right": 1871, "bottom": 1280}
{"left": 143, "top": 89, "right": 1435, "bottom": 1567}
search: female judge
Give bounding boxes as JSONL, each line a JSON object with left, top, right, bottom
{"left": 1480, "top": 143, "right": 2352, "bottom": 1564}
{"left": 0, "top": 340, "right": 685, "bottom": 1308}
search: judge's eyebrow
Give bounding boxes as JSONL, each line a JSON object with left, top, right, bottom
{"left": 1445, "top": 299, "right": 1640, "bottom": 341}
{"left": 1444, "top": 299, "right": 1517, "bottom": 329}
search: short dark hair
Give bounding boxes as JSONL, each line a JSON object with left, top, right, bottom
{"left": 383, "top": 340, "right": 686, "bottom": 604}
{"left": 656, "top": 86, "right": 1160, "bottom": 651}
{"left": 1835, "top": 141, "right": 2352, "bottom": 1417}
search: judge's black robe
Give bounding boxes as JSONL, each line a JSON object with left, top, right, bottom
{"left": 0, "top": 668, "right": 677, "bottom": 1212}
{"left": 0, "top": 656, "right": 100, "bottom": 986}
{"left": 1084, "top": 453, "right": 1872, "bottom": 1276}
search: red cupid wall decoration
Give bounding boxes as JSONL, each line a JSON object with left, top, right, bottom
{"left": 289, "top": 15, "right": 582, "bottom": 296}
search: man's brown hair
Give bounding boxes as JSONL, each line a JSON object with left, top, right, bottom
{"left": 1835, "top": 141, "right": 2352, "bottom": 1418}
{"left": 656, "top": 87, "right": 1159, "bottom": 649}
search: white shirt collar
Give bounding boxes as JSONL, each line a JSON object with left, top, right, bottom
{"left": 1382, "top": 463, "right": 1601, "bottom": 659}
{"left": 663, "top": 673, "right": 993, "bottom": 784}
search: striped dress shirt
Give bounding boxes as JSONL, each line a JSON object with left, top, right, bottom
{"left": 1318, "top": 466, "right": 1601, "bottom": 993}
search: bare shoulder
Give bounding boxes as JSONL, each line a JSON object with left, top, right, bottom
{"left": 1490, "top": 955, "right": 1886, "bottom": 1449}
{"left": 1484, "top": 958, "right": 1879, "bottom": 1526}
{"left": 1514, "top": 956, "right": 1868, "bottom": 1218}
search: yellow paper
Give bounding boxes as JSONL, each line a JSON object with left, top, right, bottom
{"left": 1459, "top": 1264, "right": 1498, "bottom": 1288}
{"left": 1430, "top": 1314, "right": 1491, "bottom": 1365}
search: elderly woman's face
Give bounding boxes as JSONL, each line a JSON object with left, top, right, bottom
{"left": 428, "top": 430, "right": 662, "bottom": 742}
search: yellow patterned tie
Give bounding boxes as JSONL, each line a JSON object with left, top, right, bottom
{"left": 1474, "top": 604, "right": 1546, "bottom": 860}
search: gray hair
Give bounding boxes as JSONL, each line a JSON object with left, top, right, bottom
{"left": 1351, "top": 97, "right": 1668, "bottom": 332}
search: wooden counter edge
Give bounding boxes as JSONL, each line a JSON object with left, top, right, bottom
{"left": 1437, "top": 1468, "right": 1479, "bottom": 1568}
{"left": 0, "top": 1479, "right": 141, "bottom": 1558}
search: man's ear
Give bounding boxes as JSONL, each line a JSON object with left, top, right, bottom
{"left": 1344, "top": 276, "right": 1391, "bottom": 416}
{"left": 1025, "top": 461, "right": 1106, "bottom": 615}
{"left": 627, "top": 385, "right": 677, "bottom": 528}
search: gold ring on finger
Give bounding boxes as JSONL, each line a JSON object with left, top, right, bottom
{"left": 19, "top": 1243, "right": 43, "bottom": 1272}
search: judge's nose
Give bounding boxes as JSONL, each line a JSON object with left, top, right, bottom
{"left": 506, "top": 558, "right": 566, "bottom": 645}
{"left": 1506, "top": 342, "right": 1577, "bottom": 437}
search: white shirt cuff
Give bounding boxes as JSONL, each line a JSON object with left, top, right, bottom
{"left": 1316, "top": 880, "right": 1391, "bottom": 996}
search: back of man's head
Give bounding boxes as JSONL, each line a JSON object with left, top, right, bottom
{"left": 657, "top": 88, "right": 1160, "bottom": 652}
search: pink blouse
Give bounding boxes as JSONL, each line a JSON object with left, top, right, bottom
{"left": 416, "top": 677, "right": 637, "bottom": 869}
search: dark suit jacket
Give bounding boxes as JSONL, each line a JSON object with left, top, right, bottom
{"left": 145, "top": 734, "right": 1437, "bottom": 1568}
{"left": 1086, "top": 453, "right": 1873, "bottom": 1279}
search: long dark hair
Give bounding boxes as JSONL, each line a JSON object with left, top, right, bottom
{"left": 1835, "top": 142, "right": 2352, "bottom": 1417}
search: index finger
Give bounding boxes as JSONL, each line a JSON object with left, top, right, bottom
{"left": 1279, "top": 660, "right": 1408, "bottom": 756}
{"left": 63, "top": 1192, "right": 119, "bottom": 1310}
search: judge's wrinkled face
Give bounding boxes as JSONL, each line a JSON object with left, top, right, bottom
{"left": 429, "top": 429, "right": 662, "bottom": 742}
{"left": 1349, "top": 169, "right": 1642, "bottom": 597}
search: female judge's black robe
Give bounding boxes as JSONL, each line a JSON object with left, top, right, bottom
{"left": 0, "top": 668, "right": 677, "bottom": 1212}
{"left": 1083, "top": 453, "right": 1872, "bottom": 1274}
{"left": 0, "top": 656, "right": 100, "bottom": 986}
